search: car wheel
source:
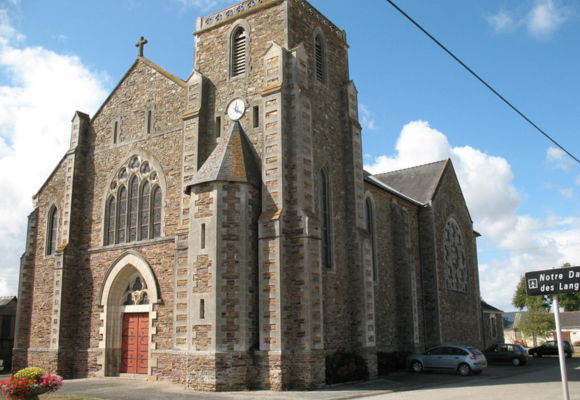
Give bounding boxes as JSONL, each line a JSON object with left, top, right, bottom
{"left": 512, "top": 358, "right": 521, "bottom": 366}
{"left": 410, "top": 361, "right": 423, "bottom": 373}
{"left": 458, "top": 363, "right": 471, "bottom": 376}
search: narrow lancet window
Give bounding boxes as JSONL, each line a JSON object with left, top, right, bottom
{"left": 106, "top": 196, "right": 116, "bottom": 245}
{"left": 366, "top": 198, "right": 377, "bottom": 281}
{"left": 128, "top": 176, "right": 139, "bottom": 242}
{"left": 140, "top": 182, "right": 150, "bottom": 240}
{"left": 47, "top": 207, "right": 58, "bottom": 255}
{"left": 319, "top": 170, "right": 332, "bottom": 268}
{"left": 315, "top": 34, "right": 326, "bottom": 83}
{"left": 231, "top": 27, "right": 247, "bottom": 77}
{"left": 152, "top": 186, "right": 162, "bottom": 238}
{"left": 117, "top": 186, "right": 127, "bottom": 244}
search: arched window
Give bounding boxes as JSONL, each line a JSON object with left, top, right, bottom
{"left": 152, "top": 186, "right": 162, "bottom": 238}
{"left": 104, "top": 156, "right": 163, "bottom": 246}
{"left": 443, "top": 217, "right": 468, "bottom": 293}
{"left": 319, "top": 169, "right": 332, "bottom": 268}
{"left": 117, "top": 186, "right": 127, "bottom": 244}
{"left": 365, "top": 197, "right": 377, "bottom": 281}
{"left": 46, "top": 206, "right": 58, "bottom": 255}
{"left": 314, "top": 34, "right": 326, "bottom": 83}
{"left": 105, "top": 196, "right": 116, "bottom": 245}
{"left": 128, "top": 176, "right": 139, "bottom": 242}
{"left": 231, "top": 26, "right": 247, "bottom": 77}
{"left": 140, "top": 181, "right": 150, "bottom": 240}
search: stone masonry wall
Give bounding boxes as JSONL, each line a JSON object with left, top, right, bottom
{"left": 432, "top": 166, "right": 483, "bottom": 348}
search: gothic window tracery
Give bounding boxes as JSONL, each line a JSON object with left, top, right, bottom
{"left": 122, "top": 275, "right": 149, "bottom": 305}
{"left": 104, "top": 155, "right": 162, "bottom": 245}
{"left": 443, "top": 217, "right": 468, "bottom": 293}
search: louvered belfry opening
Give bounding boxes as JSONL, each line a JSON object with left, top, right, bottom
{"left": 232, "top": 27, "right": 247, "bottom": 77}
{"left": 315, "top": 35, "right": 325, "bottom": 83}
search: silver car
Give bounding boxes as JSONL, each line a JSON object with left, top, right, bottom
{"left": 408, "top": 345, "right": 487, "bottom": 376}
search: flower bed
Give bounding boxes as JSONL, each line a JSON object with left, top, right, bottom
{"left": 0, "top": 367, "right": 63, "bottom": 400}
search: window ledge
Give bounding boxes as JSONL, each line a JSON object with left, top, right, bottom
{"left": 89, "top": 237, "right": 174, "bottom": 254}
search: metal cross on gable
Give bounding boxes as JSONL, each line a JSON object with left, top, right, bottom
{"left": 135, "top": 36, "right": 148, "bottom": 57}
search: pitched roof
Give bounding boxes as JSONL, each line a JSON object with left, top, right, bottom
{"left": 0, "top": 296, "right": 16, "bottom": 308}
{"left": 559, "top": 312, "right": 580, "bottom": 329}
{"left": 185, "top": 122, "right": 260, "bottom": 193}
{"left": 372, "top": 159, "right": 448, "bottom": 204}
{"left": 481, "top": 300, "right": 504, "bottom": 313}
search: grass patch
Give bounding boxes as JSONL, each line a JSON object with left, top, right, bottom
{"left": 40, "top": 395, "right": 105, "bottom": 400}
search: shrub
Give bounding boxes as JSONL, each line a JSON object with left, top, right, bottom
{"left": 377, "top": 351, "right": 411, "bottom": 375}
{"left": 325, "top": 351, "right": 369, "bottom": 385}
{"left": 13, "top": 367, "right": 47, "bottom": 382}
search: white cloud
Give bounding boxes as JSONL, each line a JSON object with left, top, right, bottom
{"left": 546, "top": 146, "right": 574, "bottom": 170}
{"left": 487, "top": 9, "right": 517, "bottom": 33}
{"left": 486, "top": 0, "right": 568, "bottom": 39}
{"left": 364, "top": 120, "right": 579, "bottom": 312}
{"left": 359, "top": 104, "right": 377, "bottom": 131}
{"left": 527, "top": 0, "right": 566, "bottom": 38}
{"left": 0, "top": 13, "right": 108, "bottom": 296}
{"left": 560, "top": 188, "right": 573, "bottom": 199}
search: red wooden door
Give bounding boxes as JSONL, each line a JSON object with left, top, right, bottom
{"left": 121, "top": 313, "right": 148, "bottom": 374}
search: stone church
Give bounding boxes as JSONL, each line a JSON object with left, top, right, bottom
{"left": 14, "top": 0, "right": 484, "bottom": 391}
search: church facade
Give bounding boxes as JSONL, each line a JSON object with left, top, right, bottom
{"left": 14, "top": 0, "right": 483, "bottom": 390}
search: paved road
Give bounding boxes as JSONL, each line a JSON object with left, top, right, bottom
{"left": 2, "top": 357, "right": 579, "bottom": 399}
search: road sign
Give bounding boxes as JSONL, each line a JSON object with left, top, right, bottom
{"left": 525, "top": 266, "right": 580, "bottom": 296}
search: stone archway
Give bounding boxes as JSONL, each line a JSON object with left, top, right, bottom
{"left": 98, "top": 252, "right": 160, "bottom": 376}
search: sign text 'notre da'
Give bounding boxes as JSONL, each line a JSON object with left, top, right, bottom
{"left": 525, "top": 266, "right": 580, "bottom": 296}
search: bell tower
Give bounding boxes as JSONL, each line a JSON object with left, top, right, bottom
{"left": 179, "top": 0, "right": 374, "bottom": 390}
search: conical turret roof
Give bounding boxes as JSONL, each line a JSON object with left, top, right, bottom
{"left": 185, "top": 121, "right": 260, "bottom": 193}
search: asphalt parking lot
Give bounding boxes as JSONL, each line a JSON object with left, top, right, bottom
{"left": 2, "top": 356, "right": 579, "bottom": 399}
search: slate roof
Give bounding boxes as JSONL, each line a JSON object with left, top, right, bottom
{"left": 372, "top": 159, "right": 448, "bottom": 204}
{"left": 503, "top": 312, "right": 517, "bottom": 329}
{"left": 185, "top": 121, "right": 260, "bottom": 193}
{"left": 503, "top": 311, "right": 580, "bottom": 330}
{"left": 481, "top": 300, "right": 504, "bottom": 313}
{"left": 558, "top": 312, "right": 580, "bottom": 329}
{"left": 0, "top": 296, "right": 16, "bottom": 308}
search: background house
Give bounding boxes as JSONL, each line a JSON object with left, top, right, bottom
{"left": 481, "top": 300, "right": 504, "bottom": 349}
{"left": 0, "top": 296, "right": 17, "bottom": 372}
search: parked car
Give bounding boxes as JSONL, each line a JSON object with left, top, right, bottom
{"left": 407, "top": 345, "right": 487, "bottom": 376}
{"left": 529, "top": 340, "right": 575, "bottom": 358}
{"left": 484, "top": 343, "right": 528, "bottom": 366}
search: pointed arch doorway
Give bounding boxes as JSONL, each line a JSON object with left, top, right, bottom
{"left": 99, "top": 252, "right": 160, "bottom": 376}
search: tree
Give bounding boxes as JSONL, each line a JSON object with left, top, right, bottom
{"left": 557, "top": 263, "right": 580, "bottom": 311}
{"left": 512, "top": 277, "right": 551, "bottom": 311}
{"left": 512, "top": 276, "right": 553, "bottom": 346}
{"left": 518, "top": 310, "right": 555, "bottom": 347}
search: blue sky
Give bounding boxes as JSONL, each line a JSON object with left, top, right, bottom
{"left": 0, "top": 0, "right": 578, "bottom": 312}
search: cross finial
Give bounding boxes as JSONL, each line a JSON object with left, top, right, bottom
{"left": 135, "top": 36, "right": 148, "bottom": 57}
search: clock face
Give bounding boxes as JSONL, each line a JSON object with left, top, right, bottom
{"left": 227, "top": 98, "right": 246, "bottom": 121}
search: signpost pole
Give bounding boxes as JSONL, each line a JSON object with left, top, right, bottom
{"left": 553, "top": 295, "right": 570, "bottom": 400}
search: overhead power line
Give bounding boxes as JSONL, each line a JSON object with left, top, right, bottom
{"left": 384, "top": 0, "right": 580, "bottom": 164}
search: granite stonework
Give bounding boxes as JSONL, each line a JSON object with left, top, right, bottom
{"left": 15, "top": 0, "right": 488, "bottom": 391}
